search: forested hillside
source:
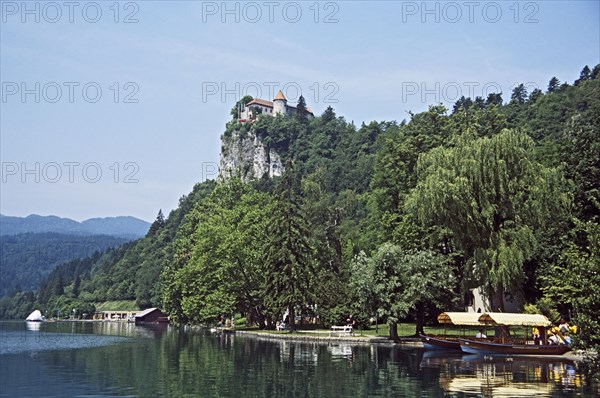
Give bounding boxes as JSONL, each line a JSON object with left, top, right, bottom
{"left": 0, "top": 181, "right": 216, "bottom": 320}
{"left": 5, "top": 65, "right": 598, "bottom": 376}
{"left": 0, "top": 233, "right": 129, "bottom": 298}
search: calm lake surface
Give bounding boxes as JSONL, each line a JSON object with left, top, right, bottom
{"left": 0, "top": 321, "right": 597, "bottom": 397}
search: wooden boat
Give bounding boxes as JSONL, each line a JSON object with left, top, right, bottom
{"left": 210, "top": 327, "right": 236, "bottom": 334}
{"left": 459, "top": 338, "right": 572, "bottom": 355}
{"left": 420, "top": 334, "right": 461, "bottom": 349}
{"left": 420, "top": 312, "right": 486, "bottom": 350}
{"left": 458, "top": 312, "right": 572, "bottom": 355}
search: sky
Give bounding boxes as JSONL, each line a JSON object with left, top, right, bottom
{"left": 1, "top": 0, "right": 599, "bottom": 222}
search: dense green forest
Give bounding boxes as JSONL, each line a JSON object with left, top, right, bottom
{"left": 4, "top": 64, "right": 599, "bottom": 378}
{"left": 0, "top": 233, "right": 129, "bottom": 297}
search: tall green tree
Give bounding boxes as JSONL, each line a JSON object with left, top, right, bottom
{"left": 295, "top": 95, "right": 307, "bottom": 120}
{"left": 561, "top": 83, "right": 600, "bottom": 222}
{"left": 263, "top": 165, "right": 315, "bottom": 330}
{"left": 540, "top": 219, "right": 600, "bottom": 381}
{"left": 547, "top": 77, "right": 560, "bottom": 93}
{"left": 371, "top": 243, "right": 454, "bottom": 339}
{"left": 147, "top": 209, "right": 165, "bottom": 236}
{"left": 368, "top": 106, "right": 449, "bottom": 246}
{"left": 510, "top": 84, "right": 528, "bottom": 104}
{"left": 164, "top": 179, "right": 273, "bottom": 325}
{"left": 407, "top": 129, "right": 570, "bottom": 311}
{"left": 575, "top": 65, "right": 591, "bottom": 86}
{"left": 348, "top": 251, "right": 378, "bottom": 327}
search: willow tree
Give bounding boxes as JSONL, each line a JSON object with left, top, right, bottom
{"left": 407, "top": 129, "right": 569, "bottom": 311}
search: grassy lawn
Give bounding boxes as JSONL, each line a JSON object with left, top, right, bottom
{"left": 94, "top": 300, "right": 140, "bottom": 311}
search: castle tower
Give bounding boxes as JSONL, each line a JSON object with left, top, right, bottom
{"left": 273, "top": 90, "right": 287, "bottom": 115}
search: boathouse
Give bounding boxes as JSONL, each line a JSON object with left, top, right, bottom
{"left": 134, "top": 308, "right": 169, "bottom": 324}
{"left": 93, "top": 310, "right": 142, "bottom": 321}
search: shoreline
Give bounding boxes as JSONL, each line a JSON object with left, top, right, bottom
{"left": 224, "top": 329, "right": 587, "bottom": 361}
{"left": 234, "top": 329, "right": 420, "bottom": 346}
{"left": 15, "top": 320, "right": 588, "bottom": 361}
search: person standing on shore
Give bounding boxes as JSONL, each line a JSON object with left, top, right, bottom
{"left": 346, "top": 314, "right": 356, "bottom": 329}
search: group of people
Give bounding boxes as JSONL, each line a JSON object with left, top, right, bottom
{"left": 346, "top": 314, "right": 356, "bottom": 328}
{"left": 474, "top": 318, "right": 577, "bottom": 345}
{"left": 533, "top": 318, "right": 577, "bottom": 345}
{"left": 217, "top": 314, "right": 235, "bottom": 329}
{"left": 549, "top": 319, "right": 577, "bottom": 345}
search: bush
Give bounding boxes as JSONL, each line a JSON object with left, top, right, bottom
{"left": 523, "top": 297, "right": 560, "bottom": 323}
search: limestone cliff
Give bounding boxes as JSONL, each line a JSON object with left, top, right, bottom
{"left": 219, "top": 129, "right": 283, "bottom": 181}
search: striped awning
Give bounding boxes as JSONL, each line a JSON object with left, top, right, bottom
{"left": 478, "top": 312, "right": 551, "bottom": 327}
{"left": 437, "top": 312, "right": 485, "bottom": 326}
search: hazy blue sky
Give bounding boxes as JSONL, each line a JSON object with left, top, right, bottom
{"left": 1, "top": 1, "right": 598, "bottom": 221}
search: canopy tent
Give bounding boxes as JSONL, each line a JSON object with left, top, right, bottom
{"left": 437, "top": 312, "right": 485, "bottom": 326}
{"left": 477, "top": 312, "right": 551, "bottom": 327}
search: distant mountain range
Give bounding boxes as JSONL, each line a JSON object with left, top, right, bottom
{"left": 0, "top": 214, "right": 151, "bottom": 239}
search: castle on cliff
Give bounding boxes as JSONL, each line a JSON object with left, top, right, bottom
{"left": 238, "top": 90, "right": 314, "bottom": 122}
{"left": 221, "top": 90, "right": 315, "bottom": 181}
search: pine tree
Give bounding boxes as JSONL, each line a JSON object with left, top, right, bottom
{"left": 591, "top": 64, "right": 600, "bottom": 80}
{"left": 547, "top": 77, "right": 560, "bottom": 93}
{"left": 147, "top": 209, "right": 165, "bottom": 236}
{"left": 485, "top": 93, "right": 503, "bottom": 106}
{"left": 528, "top": 88, "right": 543, "bottom": 104}
{"left": 575, "top": 65, "right": 591, "bottom": 86}
{"left": 263, "top": 164, "right": 314, "bottom": 330}
{"left": 510, "top": 84, "right": 528, "bottom": 104}
{"left": 295, "top": 95, "right": 307, "bottom": 120}
{"left": 321, "top": 106, "right": 336, "bottom": 123}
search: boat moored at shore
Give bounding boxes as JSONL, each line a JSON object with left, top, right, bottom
{"left": 420, "top": 312, "right": 487, "bottom": 350}
{"left": 459, "top": 338, "right": 572, "bottom": 355}
{"left": 458, "top": 312, "right": 572, "bottom": 355}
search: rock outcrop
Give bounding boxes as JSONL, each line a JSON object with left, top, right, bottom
{"left": 219, "top": 130, "right": 283, "bottom": 181}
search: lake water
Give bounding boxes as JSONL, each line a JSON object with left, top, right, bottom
{"left": 0, "top": 321, "right": 597, "bottom": 397}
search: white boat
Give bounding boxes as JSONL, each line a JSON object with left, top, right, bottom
{"left": 25, "top": 310, "right": 44, "bottom": 322}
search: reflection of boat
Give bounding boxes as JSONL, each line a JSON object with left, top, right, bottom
{"left": 458, "top": 313, "right": 572, "bottom": 355}
{"left": 442, "top": 376, "right": 553, "bottom": 398}
{"left": 420, "top": 312, "right": 485, "bottom": 350}
{"left": 423, "top": 350, "right": 582, "bottom": 396}
{"left": 25, "top": 310, "right": 44, "bottom": 322}
{"left": 436, "top": 356, "right": 570, "bottom": 397}
{"left": 459, "top": 338, "right": 571, "bottom": 355}
{"left": 26, "top": 322, "right": 42, "bottom": 331}
{"left": 327, "top": 344, "right": 353, "bottom": 357}
{"left": 421, "top": 351, "right": 576, "bottom": 369}
{"left": 210, "top": 327, "right": 235, "bottom": 334}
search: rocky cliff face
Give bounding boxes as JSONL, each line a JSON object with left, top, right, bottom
{"left": 219, "top": 130, "right": 283, "bottom": 181}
